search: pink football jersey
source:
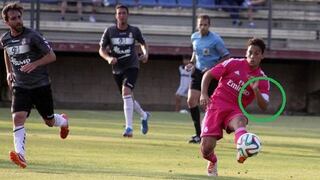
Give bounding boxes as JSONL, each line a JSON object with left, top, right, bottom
{"left": 208, "top": 58, "right": 270, "bottom": 109}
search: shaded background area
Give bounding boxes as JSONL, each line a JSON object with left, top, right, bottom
{"left": 0, "top": 0, "right": 319, "bottom": 115}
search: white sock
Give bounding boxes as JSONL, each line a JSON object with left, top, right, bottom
{"left": 134, "top": 100, "right": 147, "bottom": 119}
{"left": 123, "top": 95, "right": 134, "bottom": 129}
{"left": 53, "top": 114, "right": 67, "bottom": 127}
{"left": 14, "top": 125, "right": 26, "bottom": 156}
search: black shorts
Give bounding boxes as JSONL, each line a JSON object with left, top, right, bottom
{"left": 12, "top": 85, "right": 54, "bottom": 120}
{"left": 190, "top": 68, "right": 217, "bottom": 96}
{"left": 113, "top": 68, "right": 139, "bottom": 93}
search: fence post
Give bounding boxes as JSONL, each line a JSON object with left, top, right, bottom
{"left": 30, "top": 0, "right": 35, "bottom": 29}
{"left": 36, "top": 0, "right": 40, "bottom": 31}
{"left": 267, "top": 0, "right": 273, "bottom": 50}
{"left": 192, "top": 0, "right": 197, "bottom": 33}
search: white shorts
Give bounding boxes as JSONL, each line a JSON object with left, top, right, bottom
{"left": 176, "top": 85, "right": 189, "bottom": 97}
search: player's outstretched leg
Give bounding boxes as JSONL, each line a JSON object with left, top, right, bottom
{"left": 237, "top": 152, "right": 247, "bottom": 163}
{"left": 234, "top": 127, "right": 248, "bottom": 163}
{"left": 9, "top": 151, "right": 27, "bottom": 168}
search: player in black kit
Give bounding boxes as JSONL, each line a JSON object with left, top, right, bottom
{"left": 1, "top": 2, "right": 70, "bottom": 168}
{"left": 99, "top": 4, "right": 150, "bottom": 137}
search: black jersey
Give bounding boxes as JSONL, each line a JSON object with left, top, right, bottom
{"left": 1, "top": 27, "right": 51, "bottom": 89}
{"left": 99, "top": 25, "right": 146, "bottom": 74}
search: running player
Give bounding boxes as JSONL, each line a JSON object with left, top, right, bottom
{"left": 1, "top": 2, "right": 70, "bottom": 168}
{"left": 99, "top": 4, "right": 150, "bottom": 137}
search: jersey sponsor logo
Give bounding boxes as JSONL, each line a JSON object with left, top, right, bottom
{"left": 6, "top": 45, "right": 30, "bottom": 56}
{"left": 227, "top": 79, "right": 250, "bottom": 96}
{"left": 113, "top": 46, "right": 131, "bottom": 54}
{"left": 10, "top": 57, "right": 31, "bottom": 66}
{"left": 111, "top": 37, "right": 134, "bottom": 45}
{"left": 113, "top": 46, "right": 131, "bottom": 55}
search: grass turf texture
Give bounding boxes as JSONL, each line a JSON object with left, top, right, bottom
{"left": 0, "top": 108, "right": 319, "bottom": 179}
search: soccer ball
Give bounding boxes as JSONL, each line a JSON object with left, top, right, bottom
{"left": 236, "top": 133, "right": 262, "bottom": 157}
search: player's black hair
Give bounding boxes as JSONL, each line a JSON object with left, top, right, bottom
{"left": 115, "top": 4, "right": 129, "bottom": 14}
{"left": 248, "top": 38, "right": 266, "bottom": 54}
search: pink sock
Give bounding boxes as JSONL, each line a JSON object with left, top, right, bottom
{"left": 235, "top": 127, "right": 247, "bottom": 144}
{"left": 204, "top": 152, "right": 217, "bottom": 163}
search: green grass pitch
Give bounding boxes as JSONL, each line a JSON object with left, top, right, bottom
{"left": 0, "top": 108, "right": 319, "bottom": 179}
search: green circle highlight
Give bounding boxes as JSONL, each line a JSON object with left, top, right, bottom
{"left": 238, "top": 77, "right": 286, "bottom": 122}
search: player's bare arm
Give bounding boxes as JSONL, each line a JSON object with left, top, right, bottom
{"left": 20, "top": 50, "right": 56, "bottom": 73}
{"left": 99, "top": 46, "right": 117, "bottom": 65}
{"left": 4, "top": 50, "right": 14, "bottom": 89}
{"left": 250, "top": 80, "right": 269, "bottom": 111}
{"left": 139, "top": 43, "right": 149, "bottom": 63}
{"left": 200, "top": 71, "right": 213, "bottom": 107}
{"left": 185, "top": 52, "right": 196, "bottom": 72}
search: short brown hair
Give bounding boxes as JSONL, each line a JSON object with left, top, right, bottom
{"left": 247, "top": 38, "right": 266, "bottom": 54}
{"left": 115, "top": 4, "right": 129, "bottom": 14}
{"left": 2, "top": 2, "right": 23, "bottom": 22}
{"left": 197, "top": 14, "right": 210, "bottom": 25}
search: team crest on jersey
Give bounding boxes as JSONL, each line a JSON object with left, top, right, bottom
{"left": 203, "top": 48, "right": 210, "bottom": 56}
{"left": 129, "top": 32, "right": 133, "bottom": 38}
{"left": 21, "top": 38, "right": 27, "bottom": 45}
{"left": 203, "top": 126, "right": 208, "bottom": 133}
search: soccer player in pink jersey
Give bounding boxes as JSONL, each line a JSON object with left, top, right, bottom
{"left": 199, "top": 38, "right": 270, "bottom": 176}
